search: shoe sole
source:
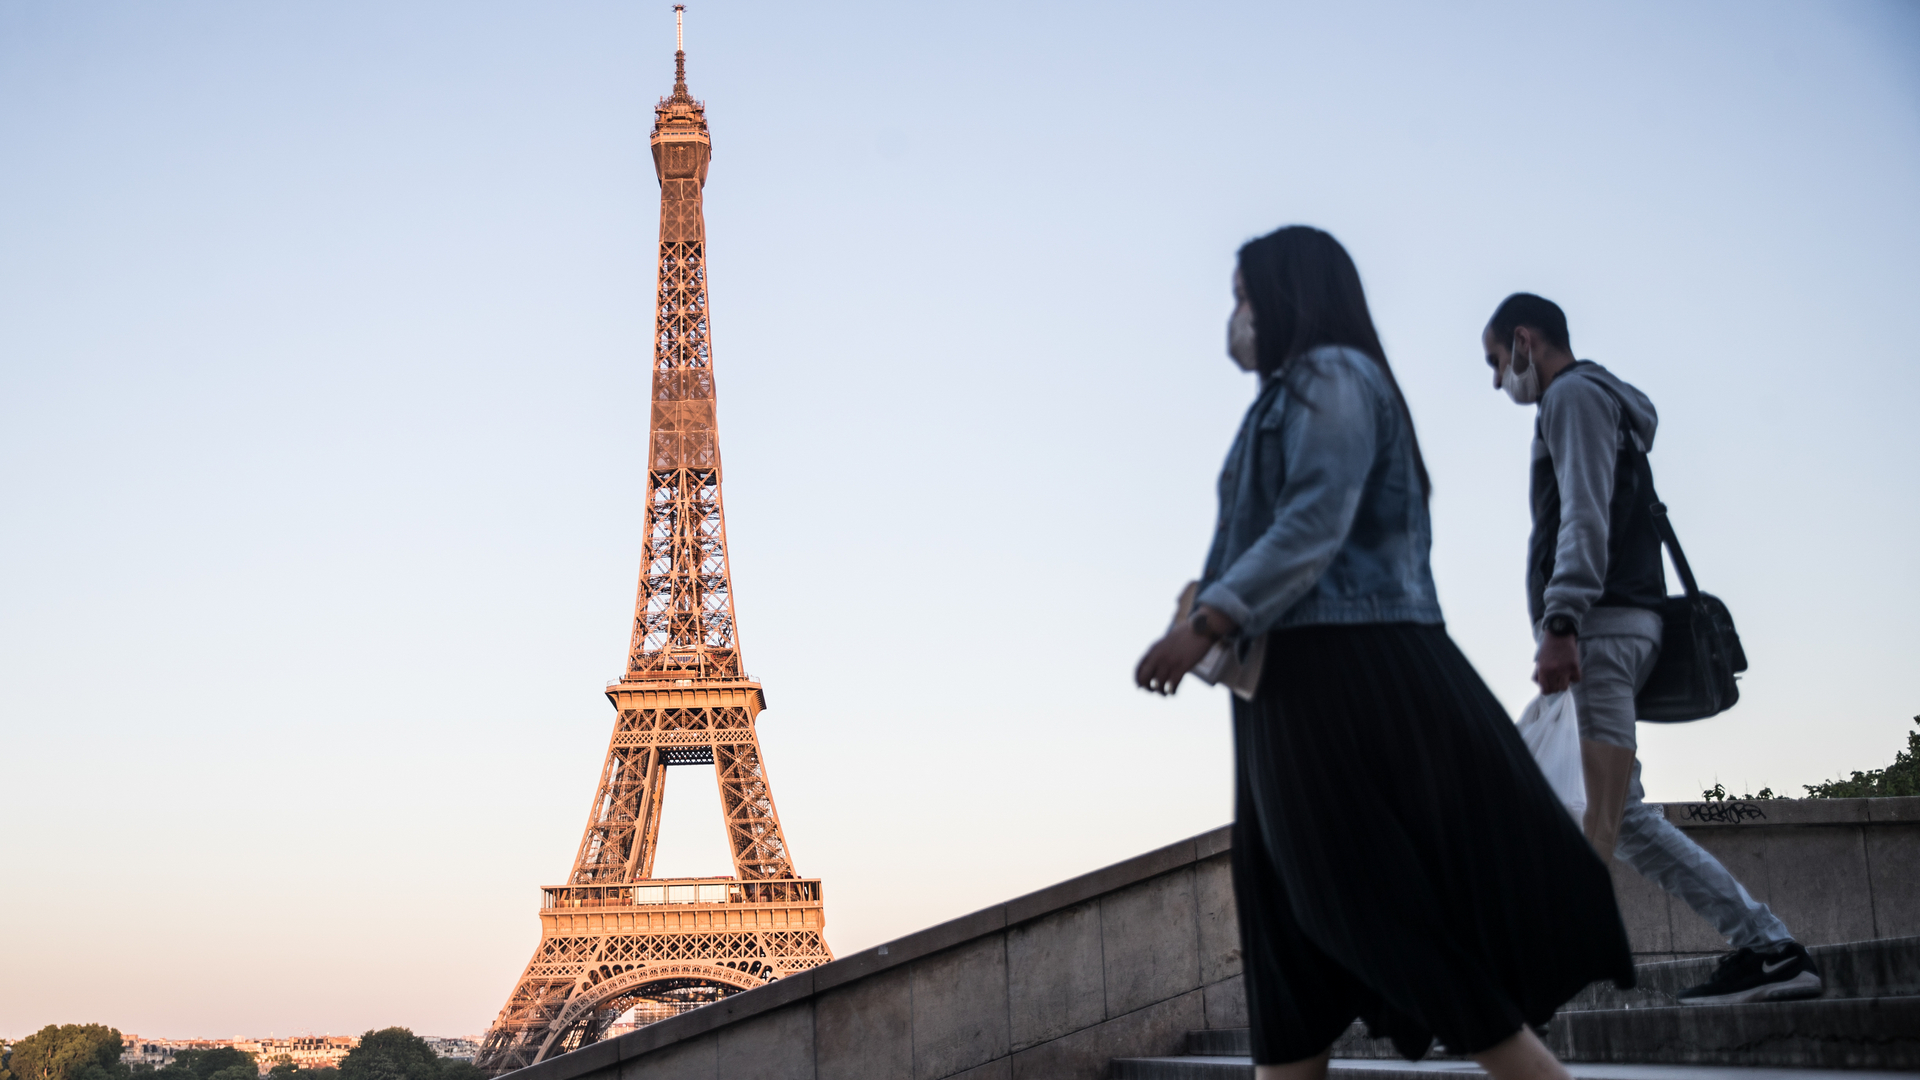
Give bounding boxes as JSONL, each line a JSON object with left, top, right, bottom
{"left": 1678, "top": 970, "right": 1824, "bottom": 1006}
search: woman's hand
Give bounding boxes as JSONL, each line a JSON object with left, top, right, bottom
{"left": 1135, "top": 625, "right": 1214, "bottom": 694}
{"left": 1135, "top": 606, "right": 1235, "bottom": 695}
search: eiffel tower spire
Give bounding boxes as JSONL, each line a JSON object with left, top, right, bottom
{"left": 672, "top": 4, "right": 688, "bottom": 96}
{"left": 476, "top": 13, "right": 831, "bottom": 1072}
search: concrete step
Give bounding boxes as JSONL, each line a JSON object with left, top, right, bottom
{"left": 1185, "top": 1029, "right": 1251, "bottom": 1056}
{"left": 1566, "top": 936, "right": 1920, "bottom": 1011}
{"left": 1111, "top": 1059, "right": 1920, "bottom": 1080}
{"left": 1188, "top": 1022, "right": 1528, "bottom": 1062}
{"left": 1156, "top": 996, "right": 1920, "bottom": 1073}
{"left": 1551, "top": 995, "right": 1920, "bottom": 1069}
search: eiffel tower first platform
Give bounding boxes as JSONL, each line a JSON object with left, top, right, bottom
{"left": 476, "top": 11, "right": 831, "bottom": 1072}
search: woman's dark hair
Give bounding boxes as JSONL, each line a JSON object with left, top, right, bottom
{"left": 1235, "top": 225, "right": 1430, "bottom": 499}
{"left": 1487, "top": 292, "right": 1570, "bottom": 351}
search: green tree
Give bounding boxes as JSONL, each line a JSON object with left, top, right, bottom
{"left": 158, "top": 1047, "right": 254, "bottom": 1080}
{"left": 3, "top": 1037, "right": 16, "bottom": 1080}
{"left": 1700, "top": 782, "right": 1781, "bottom": 801}
{"left": 6, "top": 1026, "right": 128, "bottom": 1080}
{"left": 1805, "top": 716, "right": 1920, "bottom": 798}
{"left": 338, "top": 1030, "right": 446, "bottom": 1080}
{"left": 334, "top": 1032, "right": 470, "bottom": 1080}
{"left": 264, "top": 1061, "right": 339, "bottom": 1080}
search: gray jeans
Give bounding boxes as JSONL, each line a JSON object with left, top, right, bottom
{"left": 1570, "top": 617, "right": 1794, "bottom": 951}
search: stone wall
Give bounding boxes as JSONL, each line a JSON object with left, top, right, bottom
{"left": 507, "top": 797, "right": 1919, "bottom": 1080}
{"left": 1614, "top": 796, "right": 1920, "bottom": 961}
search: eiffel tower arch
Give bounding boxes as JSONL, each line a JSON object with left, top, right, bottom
{"left": 476, "top": 11, "right": 832, "bottom": 1073}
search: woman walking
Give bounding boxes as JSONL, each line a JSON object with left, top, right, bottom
{"left": 1136, "top": 226, "right": 1633, "bottom": 1080}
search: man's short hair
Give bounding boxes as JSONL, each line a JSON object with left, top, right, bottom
{"left": 1488, "top": 293, "right": 1570, "bottom": 351}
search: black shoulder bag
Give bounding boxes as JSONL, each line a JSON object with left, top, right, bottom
{"left": 1636, "top": 500, "right": 1748, "bottom": 721}
{"left": 1585, "top": 375, "right": 1748, "bottom": 722}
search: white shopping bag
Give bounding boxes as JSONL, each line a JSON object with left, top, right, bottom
{"left": 1516, "top": 691, "right": 1586, "bottom": 824}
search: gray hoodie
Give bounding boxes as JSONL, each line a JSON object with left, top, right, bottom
{"left": 1528, "top": 360, "right": 1668, "bottom": 637}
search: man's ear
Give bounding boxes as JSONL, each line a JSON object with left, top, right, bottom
{"left": 1510, "top": 325, "right": 1536, "bottom": 370}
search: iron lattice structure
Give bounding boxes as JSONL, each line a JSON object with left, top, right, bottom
{"left": 476, "top": 21, "right": 830, "bottom": 1075}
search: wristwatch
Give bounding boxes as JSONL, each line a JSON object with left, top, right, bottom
{"left": 1190, "top": 608, "right": 1224, "bottom": 642}
{"left": 1544, "top": 613, "right": 1578, "bottom": 638}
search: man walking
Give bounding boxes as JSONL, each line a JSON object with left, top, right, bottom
{"left": 1482, "top": 293, "right": 1822, "bottom": 1005}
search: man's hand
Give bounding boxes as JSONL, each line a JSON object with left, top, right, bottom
{"left": 1534, "top": 631, "right": 1583, "bottom": 694}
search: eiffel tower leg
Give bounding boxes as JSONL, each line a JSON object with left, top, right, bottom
{"left": 626, "top": 750, "right": 667, "bottom": 881}
{"left": 716, "top": 735, "right": 794, "bottom": 881}
{"left": 570, "top": 742, "right": 664, "bottom": 889}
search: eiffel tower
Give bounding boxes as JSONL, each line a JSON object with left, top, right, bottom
{"left": 476, "top": 11, "right": 831, "bottom": 1072}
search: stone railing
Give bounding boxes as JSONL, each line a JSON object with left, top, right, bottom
{"left": 505, "top": 797, "right": 1919, "bottom": 1080}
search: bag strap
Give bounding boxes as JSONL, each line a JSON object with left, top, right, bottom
{"left": 1572, "top": 371, "right": 1702, "bottom": 601}
{"left": 1648, "top": 501, "right": 1701, "bottom": 601}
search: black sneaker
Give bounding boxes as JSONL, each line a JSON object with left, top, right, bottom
{"left": 1676, "top": 941, "right": 1824, "bottom": 1006}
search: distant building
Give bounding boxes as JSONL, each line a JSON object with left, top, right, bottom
{"left": 121, "top": 1038, "right": 248, "bottom": 1069}
{"left": 234, "top": 1036, "right": 357, "bottom": 1074}
{"left": 121, "top": 1038, "right": 182, "bottom": 1069}
{"left": 120, "top": 1035, "right": 357, "bottom": 1076}
{"left": 603, "top": 1002, "right": 690, "bottom": 1041}
{"left": 421, "top": 1038, "right": 479, "bottom": 1063}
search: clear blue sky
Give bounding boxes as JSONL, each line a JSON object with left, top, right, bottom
{"left": 2, "top": 0, "right": 1915, "bottom": 1042}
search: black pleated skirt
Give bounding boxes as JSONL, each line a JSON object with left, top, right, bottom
{"left": 1231, "top": 622, "right": 1634, "bottom": 1064}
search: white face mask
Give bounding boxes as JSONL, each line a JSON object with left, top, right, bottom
{"left": 1502, "top": 338, "right": 1542, "bottom": 405}
{"left": 1228, "top": 304, "right": 1258, "bottom": 372}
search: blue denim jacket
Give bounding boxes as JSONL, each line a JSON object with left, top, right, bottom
{"left": 1195, "top": 345, "right": 1443, "bottom": 636}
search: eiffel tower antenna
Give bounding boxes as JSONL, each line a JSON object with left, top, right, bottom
{"left": 673, "top": 5, "right": 686, "bottom": 87}
{"left": 476, "top": 10, "right": 832, "bottom": 1071}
